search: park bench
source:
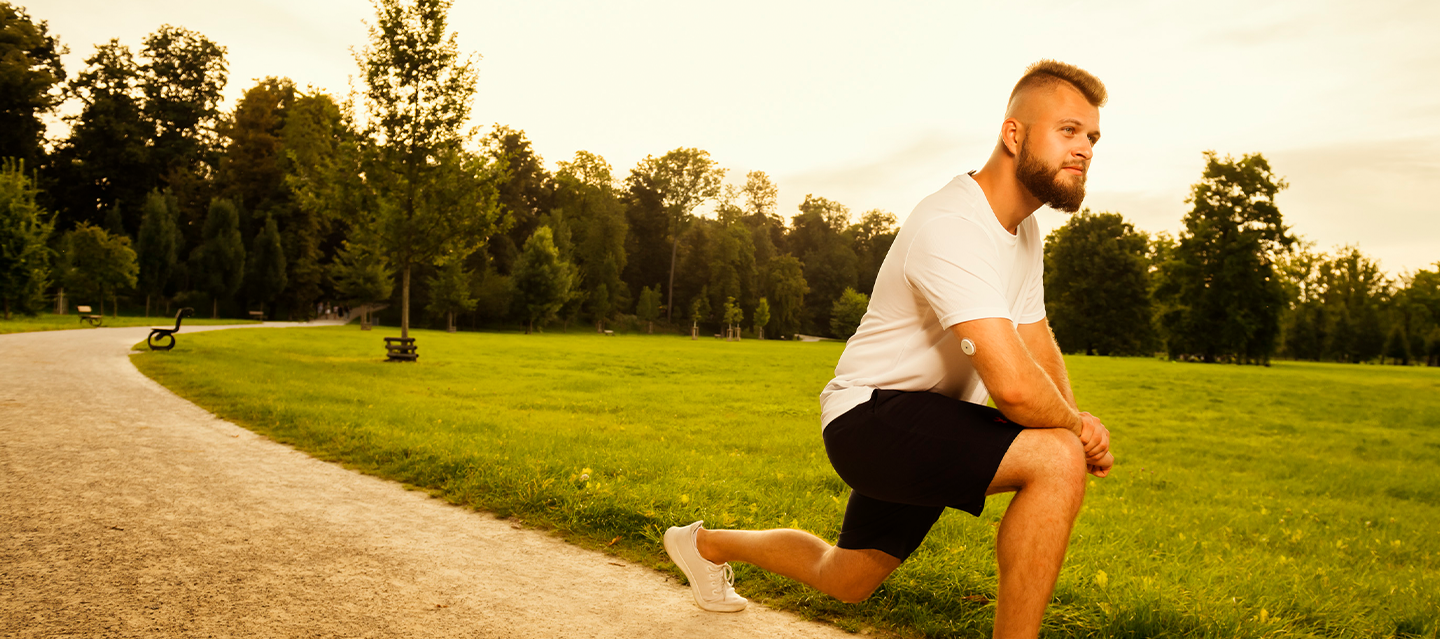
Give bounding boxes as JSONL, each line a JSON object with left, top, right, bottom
{"left": 603, "top": 330, "right": 615, "bottom": 337}
{"left": 147, "top": 308, "right": 194, "bottom": 351}
{"left": 384, "top": 336, "right": 418, "bottom": 362}
{"left": 248, "top": 311, "right": 265, "bottom": 321}
{"left": 77, "top": 305, "right": 102, "bottom": 327}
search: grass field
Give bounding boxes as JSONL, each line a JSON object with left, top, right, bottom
{"left": 0, "top": 312, "right": 258, "bottom": 334}
{"left": 130, "top": 327, "right": 1440, "bottom": 638}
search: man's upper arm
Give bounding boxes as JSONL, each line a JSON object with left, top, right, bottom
{"left": 949, "top": 318, "right": 1078, "bottom": 434}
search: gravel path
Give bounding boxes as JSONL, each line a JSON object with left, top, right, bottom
{"left": 0, "top": 324, "right": 854, "bottom": 638}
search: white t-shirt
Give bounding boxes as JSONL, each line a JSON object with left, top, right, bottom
{"left": 819, "top": 173, "right": 1047, "bottom": 428}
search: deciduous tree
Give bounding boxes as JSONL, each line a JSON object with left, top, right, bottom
{"left": 630, "top": 148, "right": 724, "bottom": 321}
{"left": 195, "top": 198, "right": 245, "bottom": 318}
{"left": 425, "top": 258, "right": 475, "bottom": 332}
{"left": 752, "top": 297, "right": 770, "bottom": 340}
{"left": 329, "top": 239, "right": 393, "bottom": 327}
{"left": 1155, "top": 152, "right": 1292, "bottom": 364}
{"left": 0, "top": 159, "right": 54, "bottom": 318}
{"left": 60, "top": 222, "right": 136, "bottom": 318}
{"left": 356, "top": 0, "right": 502, "bottom": 341}
{"left": 0, "top": 2, "right": 65, "bottom": 166}
{"left": 769, "top": 255, "right": 808, "bottom": 339}
{"left": 1043, "top": 210, "right": 1154, "bottom": 355}
{"left": 830, "top": 287, "right": 868, "bottom": 339}
{"left": 511, "top": 226, "right": 574, "bottom": 333}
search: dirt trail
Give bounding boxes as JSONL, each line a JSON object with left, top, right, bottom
{"left": 0, "top": 325, "right": 853, "bottom": 638}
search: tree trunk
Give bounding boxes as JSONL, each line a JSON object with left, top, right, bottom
{"left": 526, "top": 319, "right": 533, "bottom": 335}
{"left": 4, "top": 297, "right": 10, "bottom": 320}
{"left": 145, "top": 294, "right": 150, "bottom": 318}
{"left": 99, "top": 287, "right": 105, "bottom": 319}
{"left": 647, "top": 320, "right": 652, "bottom": 335}
{"left": 666, "top": 236, "right": 678, "bottom": 322}
{"left": 213, "top": 297, "right": 218, "bottom": 319}
{"left": 401, "top": 264, "right": 411, "bottom": 340}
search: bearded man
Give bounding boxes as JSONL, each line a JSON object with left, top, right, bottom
{"left": 663, "top": 59, "right": 1115, "bottom": 639}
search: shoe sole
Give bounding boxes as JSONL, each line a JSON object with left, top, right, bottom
{"left": 664, "top": 526, "right": 746, "bottom": 613}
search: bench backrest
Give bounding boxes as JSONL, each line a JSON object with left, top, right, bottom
{"left": 77, "top": 305, "right": 92, "bottom": 313}
{"left": 170, "top": 307, "right": 194, "bottom": 331}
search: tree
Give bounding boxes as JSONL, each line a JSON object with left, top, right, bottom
{"left": 0, "top": 159, "right": 54, "bottom": 318}
{"left": 1317, "top": 246, "right": 1390, "bottom": 362}
{"left": 53, "top": 40, "right": 150, "bottom": 232}
{"left": 630, "top": 148, "right": 724, "bottom": 321}
{"left": 60, "top": 223, "right": 137, "bottom": 318}
{"left": 769, "top": 255, "right": 808, "bottom": 339}
{"left": 0, "top": 3, "right": 65, "bottom": 167}
{"left": 849, "top": 209, "right": 897, "bottom": 295}
{"left": 791, "top": 194, "right": 858, "bottom": 334}
{"left": 1043, "top": 210, "right": 1154, "bottom": 355}
{"left": 136, "top": 189, "right": 179, "bottom": 316}
{"left": 830, "top": 287, "right": 869, "bottom": 339}
{"left": 1427, "top": 326, "right": 1440, "bottom": 367}
{"left": 195, "top": 198, "right": 245, "bottom": 318}
{"left": 689, "top": 286, "right": 711, "bottom": 328}
{"left": 753, "top": 297, "right": 770, "bottom": 340}
{"left": 356, "top": 0, "right": 503, "bottom": 341}
{"left": 511, "top": 226, "right": 575, "bottom": 333}
{"left": 425, "top": 258, "right": 476, "bottom": 332}
{"left": 722, "top": 295, "right": 743, "bottom": 340}
{"left": 1382, "top": 323, "right": 1410, "bottom": 365}
{"left": 556, "top": 151, "right": 627, "bottom": 330}
{"left": 245, "top": 214, "right": 287, "bottom": 316}
{"left": 1154, "top": 152, "right": 1293, "bottom": 364}
{"left": 140, "top": 25, "right": 228, "bottom": 182}
{"left": 636, "top": 284, "right": 661, "bottom": 334}
{"left": 281, "top": 90, "right": 356, "bottom": 319}
{"left": 484, "top": 125, "right": 552, "bottom": 259}
{"left": 329, "top": 239, "right": 393, "bottom": 328}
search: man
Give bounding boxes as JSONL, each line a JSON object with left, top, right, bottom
{"left": 663, "top": 59, "right": 1115, "bottom": 638}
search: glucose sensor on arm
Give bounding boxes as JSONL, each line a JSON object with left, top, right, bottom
{"left": 960, "top": 338, "right": 976, "bottom": 356}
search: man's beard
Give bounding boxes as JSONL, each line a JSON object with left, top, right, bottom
{"left": 1015, "top": 142, "right": 1086, "bottom": 213}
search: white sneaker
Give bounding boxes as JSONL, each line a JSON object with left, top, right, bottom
{"left": 663, "top": 520, "right": 748, "bottom": 612}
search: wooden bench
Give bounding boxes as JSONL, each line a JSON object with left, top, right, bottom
{"left": 147, "top": 308, "right": 194, "bottom": 351}
{"left": 384, "top": 337, "right": 418, "bottom": 362}
{"left": 603, "top": 330, "right": 615, "bottom": 337}
{"left": 77, "top": 305, "right": 102, "bottom": 327}
{"left": 248, "top": 311, "right": 265, "bottom": 321}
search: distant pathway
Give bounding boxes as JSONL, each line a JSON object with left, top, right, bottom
{"left": 0, "top": 324, "right": 851, "bottom": 638}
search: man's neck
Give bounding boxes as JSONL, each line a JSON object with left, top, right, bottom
{"left": 970, "top": 156, "right": 1042, "bottom": 235}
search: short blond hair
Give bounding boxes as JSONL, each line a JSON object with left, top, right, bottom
{"left": 1010, "top": 59, "right": 1107, "bottom": 108}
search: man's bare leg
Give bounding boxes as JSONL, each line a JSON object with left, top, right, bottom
{"left": 985, "top": 427, "right": 1088, "bottom": 639}
{"left": 695, "top": 528, "right": 901, "bottom": 603}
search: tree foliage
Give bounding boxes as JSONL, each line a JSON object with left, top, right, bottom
{"left": 425, "top": 258, "right": 476, "bottom": 330}
{"left": 136, "top": 189, "right": 179, "bottom": 314}
{"left": 195, "top": 197, "right": 245, "bottom": 317}
{"left": 769, "top": 254, "right": 808, "bottom": 339}
{"left": 1044, "top": 210, "right": 1154, "bottom": 355}
{"left": 356, "top": 0, "right": 501, "bottom": 339}
{"left": 830, "top": 287, "right": 869, "bottom": 340}
{"left": 245, "top": 214, "right": 287, "bottom": 312}
{"left": 0, "top": 2, "right": 65, "bottom": 166}
{"left": 0, "top": 159, "right": 54, "bottom": 317}
{"left": 1155, "top": 152, "right": 1292, "bottom": 363}
{"left": 511, "top": 226, "right": 574, "bottom": 333}
{"left": 60, "top": 222, "right": 136, "bottom": 317}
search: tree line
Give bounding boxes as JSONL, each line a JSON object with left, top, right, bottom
{"left": 1043, "top": 152, "right": 1440, "bottom": 366}
{"left": 1, "top": 1, "right": 1435, "bottom": 363}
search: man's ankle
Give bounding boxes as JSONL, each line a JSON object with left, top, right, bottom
{"left": 695, "top": 527, "right": 724, "bottom": 564}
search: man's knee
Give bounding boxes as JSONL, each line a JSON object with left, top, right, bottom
{"left": 1029, "top": 428, "right": 1088, "bottom": 490}
{"left": 822, "top": 547, "right": 898, "bottom": 604}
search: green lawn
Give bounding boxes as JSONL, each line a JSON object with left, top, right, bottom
{"left": 130, "top": 327, "right": 1440, "bottom": 638}
{"left": 0, "top": 312, "right": 259, "bottom": 335}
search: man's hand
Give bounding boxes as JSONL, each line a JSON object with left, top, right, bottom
{"left": 1079, "top": 412, "right": 1114, "bottom": 478}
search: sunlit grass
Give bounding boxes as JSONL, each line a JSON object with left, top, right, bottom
{"left": 131, "top": 327, "right": 1440, "bottom": 638}
{"left": 0, "top": 312, "right": 258, "bottom": 334}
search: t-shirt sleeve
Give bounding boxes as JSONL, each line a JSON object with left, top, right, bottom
{"left": 903, "top": 216, "right": 1012, "bottom": 328}
{"left": 1015, "top": 240, "right": 1046, "bottom": 324}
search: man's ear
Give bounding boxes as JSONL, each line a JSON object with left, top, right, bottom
{"left": 1000, "top": 119, "right": 1022, "bottom": 157}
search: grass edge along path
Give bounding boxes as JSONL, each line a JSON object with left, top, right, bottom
{"left": 131, "top": 327, "right": 1440, "bottom": 639}
{"left": 2, "top": 312, "right": 258, "bottom": 335}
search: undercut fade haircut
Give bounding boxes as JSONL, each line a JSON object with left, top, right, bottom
{"left": 1010, "top": 59, "right": 1108, "bottom": 108}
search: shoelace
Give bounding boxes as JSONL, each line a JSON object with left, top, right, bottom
{"left": 712, "top": 563, "right": 736, "bottom": 597}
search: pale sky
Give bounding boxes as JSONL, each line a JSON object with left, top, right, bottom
{"left": 31, "top": 0, "right": 1440, "bottom": 276}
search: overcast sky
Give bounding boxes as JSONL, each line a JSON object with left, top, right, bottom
{"left": 30, "top": 0, "right": 1440, "bottom": 276}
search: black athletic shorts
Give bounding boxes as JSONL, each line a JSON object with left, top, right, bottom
{"left": 822, "top": 389, "right": 1024, "bottom": 561}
